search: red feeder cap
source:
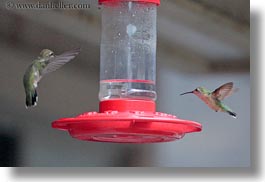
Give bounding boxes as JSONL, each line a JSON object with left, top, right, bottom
{"left": 52, "top": 99, "right": 202, "bottom": 143}
{"left": 52, "top": 111, "right": 202, "bottom": 143}
{"left": 99, "top": 0, "right": 160, "bottom": 6}
{"left": 100, "top": 99, "right": 155, "bottom": 112}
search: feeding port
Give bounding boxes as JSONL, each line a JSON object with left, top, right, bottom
{"left": 52, "top": 0, "right": 202, "bottom": 143}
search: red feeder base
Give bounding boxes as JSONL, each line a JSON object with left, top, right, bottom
{"left": 52, "top": 100, "right": 202, "bottom": 143}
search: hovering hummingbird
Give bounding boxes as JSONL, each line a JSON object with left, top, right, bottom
{"left": 23, "top": 48, "right": 80, "bottom": 108}
{"left": 180, "top": 82, "right": 238, "bottom": 118}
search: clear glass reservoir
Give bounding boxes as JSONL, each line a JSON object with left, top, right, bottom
{"left": 99, "top": 1, "right": 157, "bottom": 101}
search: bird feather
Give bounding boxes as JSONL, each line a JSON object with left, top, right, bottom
{"left": 41, "top": 48, "right": 80, "bottom": 75}
{"left": 212, "top": 82, "right": 236, "bottom": 101}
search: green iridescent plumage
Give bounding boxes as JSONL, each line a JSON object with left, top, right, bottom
{"left": 23, "top": 48, "right": 80, "bottom": 108}
{"left": 180, "top": 82, "right": 237, "bottom": 118}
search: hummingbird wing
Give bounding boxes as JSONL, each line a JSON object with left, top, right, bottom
{"left": 212, "top": 82, "right": 236, "bottom": 101}
{"left": 41, "top": 48, "right": 80, "bottom": 75}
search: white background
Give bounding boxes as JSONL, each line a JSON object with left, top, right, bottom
{"left": 0, "top": 0, "right": 262, "bottom": 181}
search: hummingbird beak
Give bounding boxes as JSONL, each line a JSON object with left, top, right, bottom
{"left": 180, "top": 91, "right": 194, "bottom": 96}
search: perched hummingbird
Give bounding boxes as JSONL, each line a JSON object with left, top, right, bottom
{"left": 23, "top": 48, "right": 80, "bottom": 108}
{"left": 180, "top": 82, "right": 238, "bottom": 118}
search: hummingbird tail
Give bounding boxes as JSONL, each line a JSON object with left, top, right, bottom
{"left": 227, "top": 110, "right": 237, "bottom": 119}
{"left": 26, "top": 89, "right": 38, "bottom": 108}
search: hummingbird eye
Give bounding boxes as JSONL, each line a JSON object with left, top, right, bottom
{"left": 49, "top": 52, "right": 54, "bottom": 56}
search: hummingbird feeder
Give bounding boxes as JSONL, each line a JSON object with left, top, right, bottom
{"left": 52, "top": 0, "right": 202, "bottom": 143}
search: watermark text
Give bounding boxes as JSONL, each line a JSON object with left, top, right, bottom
{"left": 6, "top": 1, "right": 91, "bottom": 10}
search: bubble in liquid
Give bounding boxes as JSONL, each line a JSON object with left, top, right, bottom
{"left": 126, "top": 24, "right": 137, "bottom": 36}
{"left": 144, "top": 7, "right": 151, "bottom": 13}
{"left": 111, "top": 50, "right": 117, "bottom": 54}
